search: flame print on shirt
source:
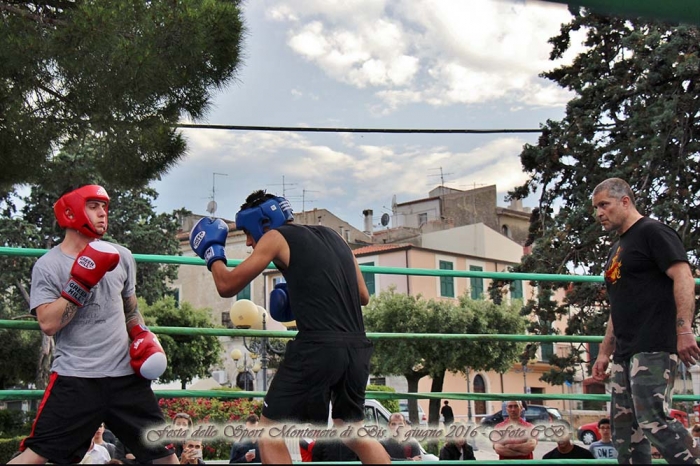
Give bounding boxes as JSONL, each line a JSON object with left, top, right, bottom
{"left": 605, "top": 246, "right": 622, "bottom": 284}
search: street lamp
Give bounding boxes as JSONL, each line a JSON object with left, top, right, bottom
{"left": 230, "top": 348, "right": 255, "bottom": 391}
{"left": 230, "top": 299, "right": 287, "bottom": 391}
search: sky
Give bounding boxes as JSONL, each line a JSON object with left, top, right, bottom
{"left": 151, "top": 0, "right": 586, "bottom": 232}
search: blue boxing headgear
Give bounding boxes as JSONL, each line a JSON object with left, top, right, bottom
{"left": 235, "top": 197, "right": 294, "bottom": 242}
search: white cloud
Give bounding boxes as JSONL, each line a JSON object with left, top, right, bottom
{"left": 267, "top": 0, "right": 581, "bottom": 111}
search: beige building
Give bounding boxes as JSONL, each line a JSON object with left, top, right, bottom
{"left": 378, "top": 184, "right": 532, "bottom": 246}
{"left": 351, "top": 223, "right": 581, "bottom": 423}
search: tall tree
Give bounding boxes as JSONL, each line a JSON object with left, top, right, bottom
{"left": 363, "top": 289, "right": 526, "bottom": 426}
{"left": 140, "top": 297, "right": 222, "bottom": 389}
{"left": 509, "top": 10, "right": 700, "bottom": 378}
{"left": 0, "top": 0, "right": 245, "bottom": 192}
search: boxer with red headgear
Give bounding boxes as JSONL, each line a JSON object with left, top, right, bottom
{"left": 10, "top": 185, "right": 175, "bottom": 465}
{"left": 53, "top": 184, "right": 110, "bottom": 238}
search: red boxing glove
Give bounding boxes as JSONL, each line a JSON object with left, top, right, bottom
{"left": 61, "top": 241, "right": 120, "bottom": 307}
{"left": 129, "top": 324, "right": 167, "bottom": 380}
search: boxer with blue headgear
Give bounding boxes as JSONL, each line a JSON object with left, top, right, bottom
{"left": 190, "top": 188, "right": 386, "bottom": 464}
{"left": 235, "top": 194, "right": 294, "bottom": 242}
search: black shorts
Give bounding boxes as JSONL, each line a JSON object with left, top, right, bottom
{"left": 262, "top": 332, "right": 373, "bottom": 424}
{"left": 21, "top": 373, "right": 174, "bottom": 463}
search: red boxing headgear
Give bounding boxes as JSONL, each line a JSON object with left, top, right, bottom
{"left": 53, "top": 185, "right": 110, "bottom": 238}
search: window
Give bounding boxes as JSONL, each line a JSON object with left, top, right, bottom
{"left": 237, "top": 283, "right": 251, "bottom": 300}
{"left": 439, "top": 261, "right": 454, "bottom": 298}
{"left": 541, "top": 343, "right": 554, "bottom": 362}
{"left": 360, "top": 262, "right": 375, "bottom": 295}
{"left": 222, "top": 312, "right": 232, "bottom": 328}
{"left": 473, "top": 374, "right": 486, "bottom": 416}
{"left": 501, "top": 224, "right": 511, "bottom": 238}
{"left": 418, "top": 212, "right": 428, "bottom": 226}
{"left": 165, "top": 287, "right": 180, "bottom": 308}
{"left": 470, "top": 265, "right": 483, "bottom": 300}
{"left": 510, "top": 280, "right": 523, "bottom": 299}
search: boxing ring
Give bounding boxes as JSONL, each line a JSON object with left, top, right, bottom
{"left": 1, "top": 245, "right": 698, "bottom": 464}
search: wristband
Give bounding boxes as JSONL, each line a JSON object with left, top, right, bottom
{"left": 678, "top": 332, "right": 695, "bottom": 336}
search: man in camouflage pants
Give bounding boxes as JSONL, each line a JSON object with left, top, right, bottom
{"left": 591, "top": 178, "right": 700, "bottom": 464}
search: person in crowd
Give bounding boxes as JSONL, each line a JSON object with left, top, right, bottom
{"left": 80, "top": 438, "right": 111, "bottom": 464}
{"left": 439, "top": 438, "right": 475, "bottom": 461}
{"left": 190, "top": 190, "right": 389, "bottom": 464}
{"left": 94, "top": 423, "right": 116, "bottom": 459}
{"left": 591, "top": 177, "right": 700, "bottom": 464}
{"left": 179, "top": 439, "right": 205, "bottom": 465}
{"left": 10, "top": 184, "right": 174, "bottom": 465}
{"left": 441, "top": 401, "right": 455, "bottom": 427}
{"left": 229, "top": 414, "right": 261, "bottom": 464}
{"left": 491, "top": 400, "right": 537, "bottom": 460}
{"left": 589, "top": 418, "right": 617, "bottom": 459}
{"left": 542, "top": 432, "right": 594, "bottom": 460}
{"left": 171, "top": 413, "right": 194, "bottom": 458}
{"left": 379, "top": 413, "right": 422, "bottom": 461}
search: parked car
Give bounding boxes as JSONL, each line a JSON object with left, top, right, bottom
{"left": 399, "top": 400, "right": 428, "bottom": 426}
{"left": 577, "top": 409, "right": 690, "bottom": 445}
{"left": 480, "top": 403, "right": 566, "bottom": 427}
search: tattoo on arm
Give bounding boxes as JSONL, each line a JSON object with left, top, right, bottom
{"left": 60, "top": 302, "right": 78, "bottom": 327}
{"left": 123, "top": 295, "right": 145, "bottom": 329}
{"left": 677, "top": 319, "right": 686, "bottom": 328}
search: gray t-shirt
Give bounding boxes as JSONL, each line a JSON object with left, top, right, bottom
{"left": 30, "top": 242, "right": 136, "bottom": 377}
{"left": 589, "top": 440, "right": 617, "bottom": 459}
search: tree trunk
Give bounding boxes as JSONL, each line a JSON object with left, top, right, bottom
{"left": 36, "top": 334, "right": 53, "bottom": 389}
{"left": 426, "top": 372, "right": 446, "bottom": 455}
{"left": 404, "top": 372, "right": 423, "bottom": 426}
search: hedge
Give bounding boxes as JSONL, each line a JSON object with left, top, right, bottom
{"left": 0, "top": 437, "right": 22, "bottom": 464}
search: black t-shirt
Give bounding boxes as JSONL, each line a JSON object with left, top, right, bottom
{"left": 604, "top": 217, "right": 688, "bottom": 361}
{"left": 441, "top": 405, "right": 454, "bottom": 422}
{"left": 543, "top": 445, "right": 595, "bottom": 459}
{"left": 276, "top": 224, "right": 365, "bottom": 334}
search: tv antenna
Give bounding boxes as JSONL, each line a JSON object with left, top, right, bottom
{"left": 207, "top": 172, "right": 228, "bottom": 215}
{"left": 268, "top": 175, "right": 298, "bottom": 198}
{"left": 429, "top": 166, "right": 454, "bottom": 188}
{"left": 301, "top": 189, "right": 319, "bottom": 214}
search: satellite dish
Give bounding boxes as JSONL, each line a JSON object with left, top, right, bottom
{"left": 380, "top": 213, "right": 390, "bottom": 227}
{"left": 206, "top": 200, "right": 217, "bottom": 215}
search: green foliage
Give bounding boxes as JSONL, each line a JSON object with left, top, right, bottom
{"left": 0, "top": 437, "right": 22, "bottom": 463}
{"left": 0, "top": 410, "right": 33, "bottom": 438}
{"left": 363, "top": 288, "right": 527, "bottom": 424}
{"left": 141, "top": 297, "right": 222, "bottom": 388}
{"left": 0, "top": 0, "right": 245, "bottom": 190}
{"left": 366, "top": 384, "right": 399, "bottom": 414}
{"left": 510, "top": 10, "right": 700, "bottom": 381}
{"left": 159, "top": 396, "right": 262, "bottom": 460}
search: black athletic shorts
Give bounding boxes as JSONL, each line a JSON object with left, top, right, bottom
{"left": 262, "top": 332, "right": 373, "bottom": 424}
{"left": 20, "top": 373, "right": 174, "bottom": 463}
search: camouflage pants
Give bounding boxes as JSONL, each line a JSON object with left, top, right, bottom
{"left": 611, "top": 352, "right": 700, "bottom": 464}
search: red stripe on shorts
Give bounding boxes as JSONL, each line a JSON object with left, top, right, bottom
{"left": 20, "top": 372, "right": 59, "bottom": 452}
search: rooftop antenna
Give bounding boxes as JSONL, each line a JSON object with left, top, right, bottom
{"left": 429, "top": 167, "right": 454, "bottom": 189}
{"left": 207, "top": 172, "right": 228, "bottom": 215}
{"left": 267, "top": 175, "right": 298, "bottom": 198}
{"left": 301, "top": 189, "right": 319, "bottom": 215}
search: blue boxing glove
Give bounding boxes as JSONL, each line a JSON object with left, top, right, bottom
{"left": 189, "top": 217, "right": 228, "bottom": 271}
{"left": 270, "top": 282, "right": 294, "bottom": 322}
